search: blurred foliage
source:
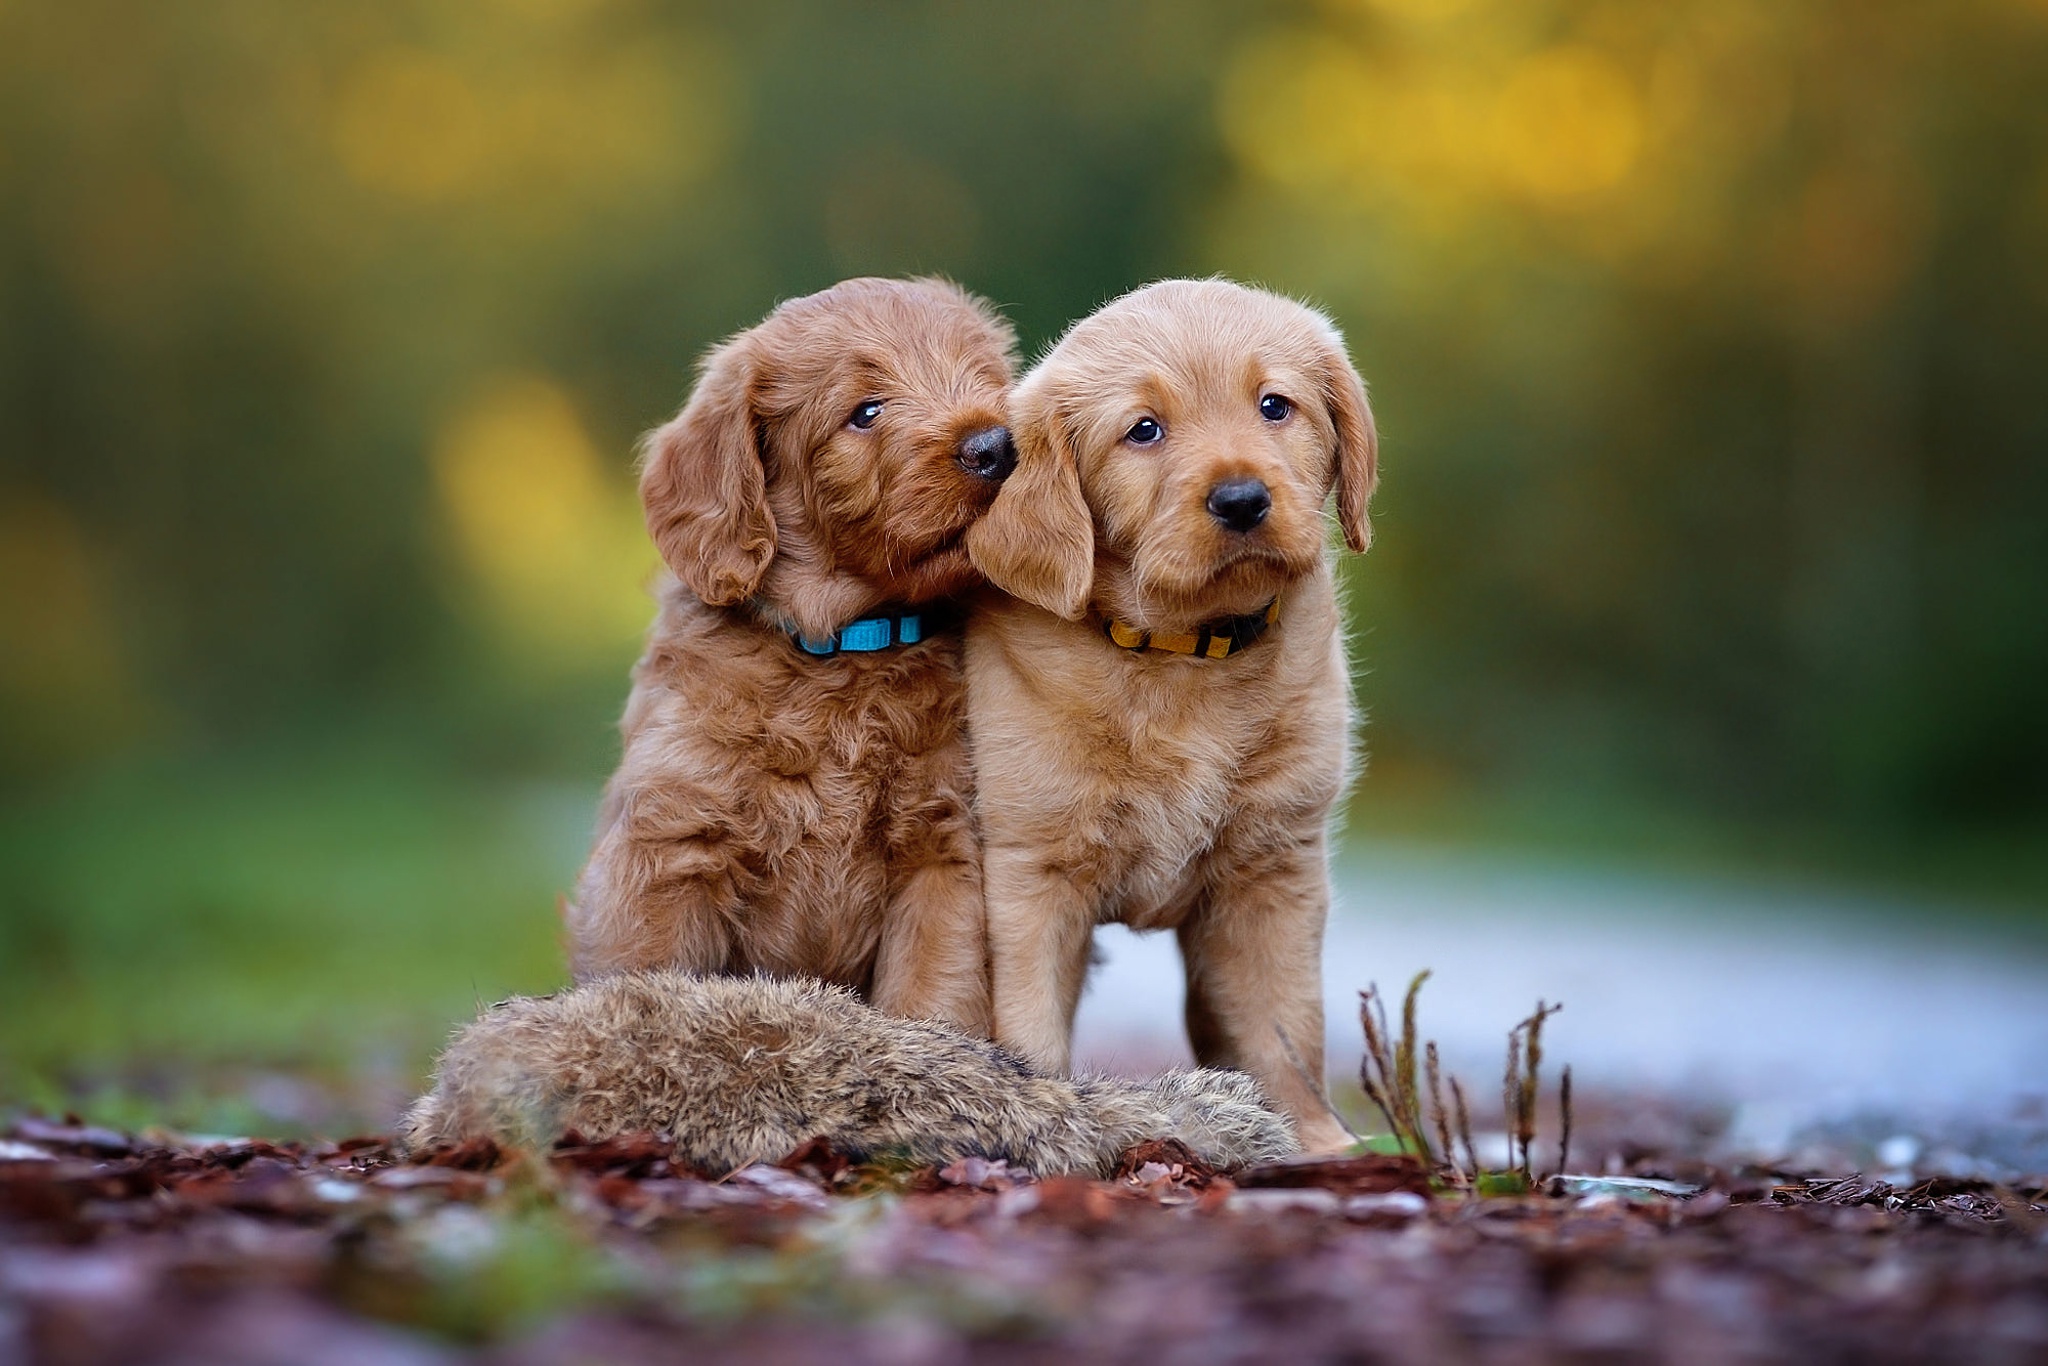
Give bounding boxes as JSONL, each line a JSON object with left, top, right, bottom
{"left": 0, "top": 740, "right": 577, "bottom": 1111}
{"left": 3, "top": 0, "right": 2046, "bottom": 1067}
{"left": 0, "top": 0, "right": 1238, "bottom": 785}
{"left": 1231, "top": 0, "right": 2048, "bottom": 835}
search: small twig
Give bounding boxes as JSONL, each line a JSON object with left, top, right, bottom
{"left": 1512, "top": 1000, "right": 1563, "bottom": 1184}
{"left": 1358, "top": 990, "right": 1389, "bottom": 1102}
{"left": 1556, "top": 1065, "right": 1574, "bottom": 1181}
{"left": 1450, "top": 1076, "right": 1478, "bottom": 1196}
{"left": 1395, "top": 971, "right": 1429, "bottom": 1158}
{"left": 1426, "top": 1041, "right": 1456, "bottom": 1184}
{"left": 1359, "top": 985, "right": 1421, "bottom": 1157}
{"left": 1356, "top": 973, "right": 1569, "bottom": 1195}
{"left": 1359, "top": 1073, "right": 1394, "bottom": 1135}
{"left": 1503, "top": 1022, "right": 1525, "bottom": 1180}
{"left": 1359, "top": 987, "right": 1391, "bottom": 1073}
{"left": 1358, "top": 989, "right": 1391, "bottom": 1133}
{"left": 1520, "top": 1004, "right": 1542, "bottom": 1183}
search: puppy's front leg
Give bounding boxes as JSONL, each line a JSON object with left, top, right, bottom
{"left": 1179, "top": 836, "right": 1355, "bottom": 1155}
{"left": 984, "top": 843, "right": 1096, "bottom": 1073}
{"left": 569, "top": 770, "right": 745, "bottom": 983}
{"left": 568, "top": 814, "right": 738, "bottom": 982}
{"left": 873, "top": 853, "right": 991, "bottom": 1036}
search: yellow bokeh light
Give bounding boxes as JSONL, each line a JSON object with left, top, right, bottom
{"left": 1490, "top": 46, "right": 1643, "bottom": 200}
{"left": 1218, "top": 33, "right": 1381, "bottom": 191}
{"left": 487, "top": 0, "right": 611, "bottom": 20}
{"left": 1336, "top": 0, "right": 1482, "bottom": 22}
{"left": 0, "top": 492, "right": 150, "bottom": 758}
{"left": 330, "top": 32, "right": 728, "bottom": 208}
{"left": 332, "top": 48, "right": 490, "bottom": 201}
{"left": 432, "top": 375, "right": 654, "bottom": 662}
{"left": 511, "top": 39, "right": 726, "bottom": 195}
{"left": 1221, "top": 31, "right": 1649, "bottom": 228}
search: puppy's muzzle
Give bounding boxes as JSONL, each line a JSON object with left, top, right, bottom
{"left": 1206, "top": 478, "right": 1271, "bottom": 533}
{"left": 956, "top": 425, "right": 1017, "bottom": 483}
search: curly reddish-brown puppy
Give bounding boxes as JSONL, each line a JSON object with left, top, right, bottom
{"left": 965, "top": 278, "right": 1377, "bottom": 1152}
{"left": 567, "top": 277, "right": 1017, "bottom": 1033}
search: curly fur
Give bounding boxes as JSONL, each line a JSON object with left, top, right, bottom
{"left": 566, "top": 277, "right": 1017, "bottom": 1035}
{"left": 403, "top": 971, "right": 1299, "bottom": 1177}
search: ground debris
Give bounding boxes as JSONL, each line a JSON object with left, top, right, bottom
{"left": 9, "top": 1118, "right": 136, "bottom": 1156}
{"left": 419, "top": 1136, "right": 505, "bottom": 1172}
{"left": 1111, "top": 1136, "right": 1215, "bottom": 1198}
{"left": 1236, "top": 1151, "right": 1435, "bottom": 1198}
{"left": 2, "top": 1114, "right": 2045, "bottom": 1364}
{"left": 775, "top": 1136, "right": 856, "bottom": 1187}
{"left": 938, "top": 1155, "right": 1026, "bottom": 1192}
{"left": 547, "top": 1130, "right": 689, "bottom": 1180}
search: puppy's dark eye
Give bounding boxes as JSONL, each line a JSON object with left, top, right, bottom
{"left": 1259, "top": 394, "right": 1293, "bottom": 422}
{"left": 849, "top": 400, "right": 884, "bottom": 430}
{"left": 1125, "top": 416, "right": 1163, "bottom": 446}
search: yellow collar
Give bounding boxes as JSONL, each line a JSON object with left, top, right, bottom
{"left": 1100, "top": 599, "right": 1280, "bottom": 659}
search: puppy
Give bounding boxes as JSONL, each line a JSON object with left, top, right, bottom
{"left": 566, "top": 278, "right": 1017, "bottom": 1034}
{"left": 964, "top": 278, "right": 1377, "bottom": 1154}
{"left": 404, "top": 971, "right": 1300, "bottom": 1177}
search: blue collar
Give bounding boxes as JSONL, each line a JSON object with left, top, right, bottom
{"left": 761, "top": 607, "right": 926, "bottom": 657}
{"left": 795, "top": 611, "right": 922, "bottom": 656}
{"left": 746, "top": 598, "right": 944, "bottom": 656}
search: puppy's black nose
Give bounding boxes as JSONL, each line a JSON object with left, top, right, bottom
{"left": 956, "top": 425, "right": 1016, "bottom": 482}
{"left": 1206, "top": 478, "right": 1271, "bottom": 532}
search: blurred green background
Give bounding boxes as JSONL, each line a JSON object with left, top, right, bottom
{"left": 3, "top": 0, "right": 2045, "bottom": 1130}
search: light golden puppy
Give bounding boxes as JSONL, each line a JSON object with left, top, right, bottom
{"left": 566, "top": 277, "right": 1017, "bottom": 1034}
{"left": 964, "top": 278, "right": 1376, "bottom": 1154}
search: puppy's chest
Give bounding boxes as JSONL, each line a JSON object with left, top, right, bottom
{"left": 692, "top": 642, "right": 968, "bottom": 784}
{"left": 1087, "top": 807, "right": 1226, "bottom": 932}
{"left": 1059, "top": 693, "right": 1280, "bottom": 917}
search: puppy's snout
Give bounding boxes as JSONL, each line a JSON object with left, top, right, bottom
{"left": 956, "top": 425, "right": 1017, "bottom": 483}
{"left": 1206, "top": 478, "right": 1271, "bottom": 533}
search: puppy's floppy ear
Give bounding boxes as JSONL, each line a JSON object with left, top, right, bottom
{"left": 1319, "top": 328, "right": 1379, "bottom": 553}
{"left": 966, "top": 383, "right": 1094, "bottom": 620}
{"left": 639, "top": 336, "right": 777, "bottom": 605}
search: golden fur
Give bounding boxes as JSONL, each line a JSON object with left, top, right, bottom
{"left": 403, "top": 971, "right": 1300, "bottom": 1176}
{"left": 566, "top": 278, "right": 1016, "bottom": 1034}
{"left": 963, "top": 278, "right": 1378, "bottom": 1155}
